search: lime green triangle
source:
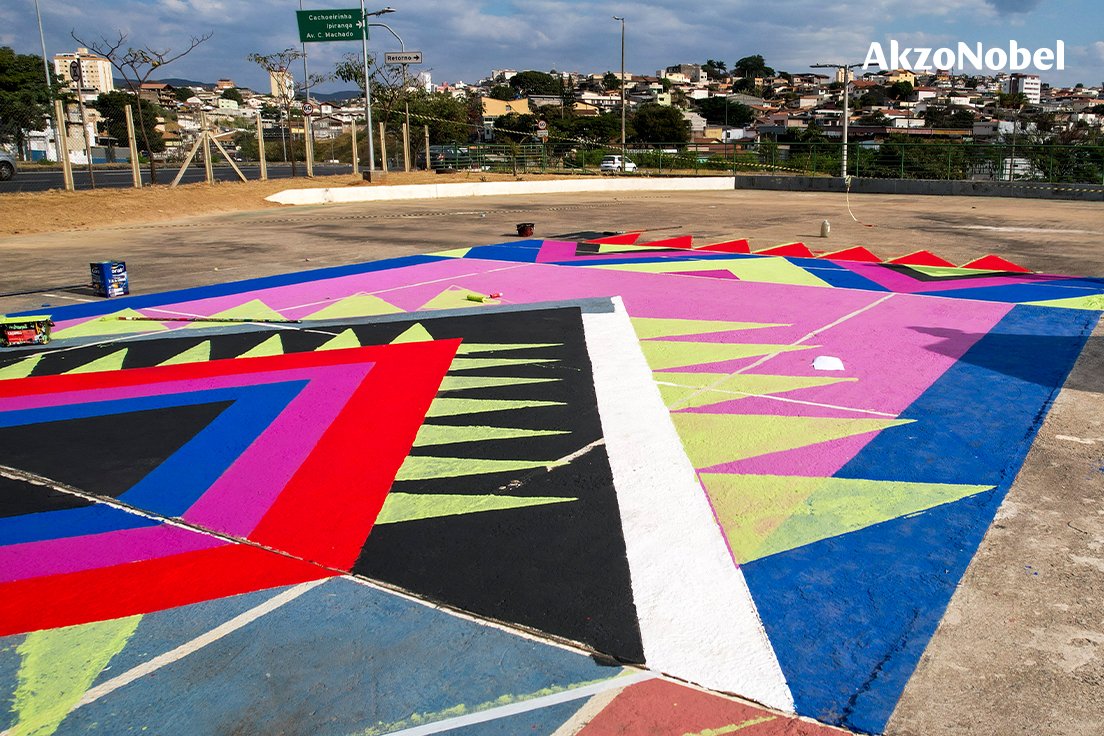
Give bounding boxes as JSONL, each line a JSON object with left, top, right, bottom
{"left": 316, "top": 329, "right": 361, "bottom": 351}
{"left": 455, "top": 343, "right": 561, "bottom": 355}
{"left": 375, "top": 492, "right": 576, "bottom": 524}
{"left": 433, "top": 247, "right": 473, "bottom": 258}
{"left": 641, "top": 341, "right": 814, "bottom": 371}
{"left": 238, "top": 334, "right": 284, "bottom": 358}
{"left": 632, "top": 318, "right": 784, "bottom": 340}
{"left": 51, "top": 309, "right": 167, "bottom": 339}
{"left": 65, "top": 348, "right": 128, "bottom": 374}
{"left": 427, "top": 397, "right": 565, "bottom": 417}
{"left": 396, "top": 456, "right": 551, "bottom": 481}
{"left": 417, "top": 286, "right": 502, "bottom": 311}
{"left": 303, "top": 293, "right": 403, "bottom": 320}
{"left": 908, "top": 265, "right": 996, "bottom": 278}
{"left": 449, "top": 357, "right": 557, "bottom": 371}
{"left": 593, "top": 257, "right": 830, "bottom": 287}
{"left": 0, "top": 354, "right": 44, "bottom": 381}
{"left": 596, "top": 244, "right": 649, "bottom": 254}
{"left": 158, "top": 340, "right": 211, "bottom": 366}
{"left": 391, "top": 323, "right": 434, "bottom": 344}
{"left": 1024, "top": 294, "right": 1104, "bottom": 310}
{"left": 701, "top": 473, "right": 993, "bottom": 563}
{"left": 670, "top": 414, "right": 913, "bottom": 469}
{"left": 654, "top": 372, "right": 857, "bottom": 409}
{"left": 180, "top": 299, "right": 286, "bottom": 328}
{"left": 10, "top": 615, "right": 141, "bottom": 736}
{"left": 439, "top": 375, "right": 559, "bottom": 392}
{"left": 414, "top": 424, "right": 569, "bottom": 447}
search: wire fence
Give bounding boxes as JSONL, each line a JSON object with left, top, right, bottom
{"left": 409, "top": 139, "right": 1104, "bottom": 186}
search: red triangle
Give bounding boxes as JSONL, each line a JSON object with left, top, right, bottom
{"left": 960, "top": 254, "right": 1032, "bottom": 273}
{"left": 586, "top": 232, "right": 642, "bottom": 245}
{"left": 822, "top": 246, "right": 882, "bottom": 263}
{"left": 697, "top": 239, "right": 750, "bottom": 253}
{"left": 638, "top": 235, "right": 694, "bottom": 249}
{"left": 888, "top": 250, "right": 956, "bottom": 267}
{"left": 755, "top": 242, "right": 814, "bottom": 258}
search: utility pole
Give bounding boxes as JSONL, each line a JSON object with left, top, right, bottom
{"left": 299, "top": 0, "right": 314, "bottom": 177}
{"left": 359, "top": 5, "right": 396, "bottom": 180}
{"left": 811, "top": 62, "right": 861, "bottom": 178}
{"left": 613, "top": 16, "right": 626, "bottom": 172}
{"left": 34, "top": 0, "right": 70, "bottom": 186}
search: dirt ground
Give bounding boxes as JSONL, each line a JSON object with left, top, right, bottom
{"left": 0, "top": 171, "right": 591, "bottom": 237}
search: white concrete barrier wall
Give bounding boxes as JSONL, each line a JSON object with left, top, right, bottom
{"left": 265, "top": 176, "right": 737, "bottom": 206}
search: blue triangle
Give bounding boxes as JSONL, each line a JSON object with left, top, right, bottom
{"left": 742, "top": 491, "right": 999, "bottom": 734}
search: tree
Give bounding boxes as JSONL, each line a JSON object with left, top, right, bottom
{"left": 173, "top": 86, "right": 195, "bottom": 103}
{"left": 0, "top": 47, "right": 55, "bottom": 156}
{"left": 701, "top": 59, "right": 727, "bottom": 80}
{"left": 631, "top": 103, "right": 690, "bottom": 143}
{"left": 250, "top": 48, "right": 304, "bottom": 176}
{"left": 72, "top": 30, "right": 211, "bottom": 183}
{"left": 694, "top": 97, "right": 754, "bottom": 127}
{"left": 92, "top": 90, "right": 164, "bottom": 152}
{"left": 887, "top": 81, "right": 913, "bottom": 101}
{"left": 493, "top": 112, "right": 537, "bottom": 142}
{"left": 509, "top": 70, "right": 558, "bottom": 96}
{"left": 602, "top": 72, "right": 621, "bottom": 91}
{"left": 731, "top": 77, "right": 756, "bottom": 94}
{"left": 733, "top": 54, "right": 774, "bottom": 79}
{"left": 401, "top": 92, "right": 471, "bottom": 144}
{"left": 922, "top": 105, "right": 974, "bottom": 128}
{"left": 858, "top": 111, "right": 890, "bottom": 125}
{"left": 997, "top": 92, "right": 1028, "bottom": 111}
{"left": 489, "top": 84, "right": 514, "bottom": 101}
{"left": 220, "top": 87, "right": 244, "bottom": 104}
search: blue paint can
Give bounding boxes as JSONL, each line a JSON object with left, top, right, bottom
{"left": 91, "top": 261, "right": 129, "bottom": 298}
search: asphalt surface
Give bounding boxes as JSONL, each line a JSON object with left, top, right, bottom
{"left": 0, "top": 190, "right": 1101, "bottom": 735}
{"left": 0, "top": 162, "right": 353, "bottom": 193}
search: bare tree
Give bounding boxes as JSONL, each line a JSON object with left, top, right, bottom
{"left": 248, "top": 48, "right": 318, "bottom": 177}
{"left": 71, "top": 30, "right": 212, "bottom": 184}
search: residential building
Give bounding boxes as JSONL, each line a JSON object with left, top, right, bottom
{"left": 480, "top": 97, "right": 532, "bottom": 140}
{"left": 1005, "top": 73, "right": 1041, "bottom": 104}
{"left": 215, "top": 79, "right": 236, "bottom": 91}
{"left": 835, "top": 68, "right": 854, "bottom": 84}
{"left": 138, "top": 82, "right": 177, "bottom": 108}
{"left": 270, "top": 70, "right": 295, "bottom": 100}
{"left": 54, "top": 48, "right": 114, "bottom": 101}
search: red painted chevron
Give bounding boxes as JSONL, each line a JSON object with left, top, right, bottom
{"left": 960, "top": 254, "right": 1032, "bottom": 273}
{"left": 887, "top": 250, "right": 956, "bottom": 267}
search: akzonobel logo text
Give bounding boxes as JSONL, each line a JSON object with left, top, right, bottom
{"left": 863, "top": 41, "right": 1065, "bottom": 72}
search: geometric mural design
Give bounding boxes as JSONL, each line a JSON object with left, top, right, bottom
{"left": 1, "top": 234, "right": 1099, "bottom": 735}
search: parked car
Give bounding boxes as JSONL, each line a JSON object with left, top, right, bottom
{"left": 599, "top": 154, "right": 637, "bottom": 173}
{"left": 0, "top": 151, "right": 16, "bottom": 181}
{"left": 416, "top": 145, "right": 472, "bottom": 171}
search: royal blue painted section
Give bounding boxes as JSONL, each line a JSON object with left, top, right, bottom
{"left": 58, "top": 578, "right": 622, "bottom": 736}
{"left": 838, "top": 304, "right": 1096, "bottom": 485}
{"left": 12, "top": 255, "right": 441, "bottom": 320}
{"left": 802, "top": 265, "right": 890, "bottom": 292}
{"left": 915, "top": 283, "right": 1104, "bottom": 304}
{"left": 0, "top": 505, "right": 157, "bottom": 546}
{"left": 743, "top": 493, "right": 999, "bottom": 734}
{"left": 460, "top": 243, "right": 544, "bottom": 262}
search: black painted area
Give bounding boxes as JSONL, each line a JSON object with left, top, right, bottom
{"left": 0, "top": 401, "right": 232, "bottom": 501}
{"left": 0, "top": 475, "right": 94, "bottom": 518}
{"left": 880, "top": 263, "right": 1022, "bottom": 283}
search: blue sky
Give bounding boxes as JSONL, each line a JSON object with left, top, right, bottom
{"left": 3, "top": 0, "right": 1102, "bottom": 92}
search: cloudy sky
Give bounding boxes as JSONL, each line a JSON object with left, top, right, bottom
{"left": 3, "top": 0, "right": 1102, "bottom": 92}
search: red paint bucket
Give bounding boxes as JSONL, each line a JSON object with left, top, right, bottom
{"left": 516, "top": 223, "right": 535, "bottom": 237}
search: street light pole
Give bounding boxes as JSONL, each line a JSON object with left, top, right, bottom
{"left": 359, "top": 4, "right": 395, "bottom": 180}
{"left": 613, "top": 16, "right": 626, "bottom": 172}
{"left": 33, "top": 0, "right": 71, "bottom": 187}
{"left": 812, "top": 62, "right": 861, "bottom": 178}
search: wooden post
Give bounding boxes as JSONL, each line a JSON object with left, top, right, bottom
{"left": 124, "top": 105, "right": 141, "bottom": 188}
{"left": 304, "top": 116, "right": 315, "bottom": 177}
{"left": 200, "top": 112, "right": 214, "bottom": 184}
{"left": 54, "top": 99, "right": 74, "bottom": 191}
{"left": 255, "top": 112, "right": 267, "bottom": 181}
{"left": 351, "top": 123, "right": 359, "bottom": 174}
{"left": 423, "top": 125, "right": 430, "bottom": 171}
{"left": 378, "top": 122, "right": 388, "bottom": 174}
{"left": 402, "top": 122, "right": 410, "bottom": 172}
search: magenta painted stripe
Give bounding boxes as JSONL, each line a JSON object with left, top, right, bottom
{"left": 677, "top": 396, "right": 884, "bottom": 419}
{"left": 0, "top": 524, "right": 225, "bottom": 583}
{"left": 535, "top": 241, "right": 582, "bottom": 263}
{"left": 700, "top": 432, "right": 887, "bottom": 476}
{"left": 841, "top": 262, "right": 1066, "bottom": 295}
{"left": 0, "top": 363, "right": 371, "bottom": 413}
{"left": 182, "top": 363, "right": 370, "bottom": 535}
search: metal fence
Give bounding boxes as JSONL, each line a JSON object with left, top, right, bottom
{"left": 438, "top": 140, "right": 1104, "bottom": 186}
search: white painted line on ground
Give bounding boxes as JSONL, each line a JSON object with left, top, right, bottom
{"left": 386, "top": 671, "right": 657, "bottom": 736}
{"left": 582, "top": 298, "right": 795, "bottom": 712}
{"left": 75, "top": 579, "right": 328, "bottom": 708}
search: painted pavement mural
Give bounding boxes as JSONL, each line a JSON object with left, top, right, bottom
{"left": 0, "top": 234, "right": 1100, "bottom": 735}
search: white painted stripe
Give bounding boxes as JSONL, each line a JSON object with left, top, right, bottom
{"left": 75, "top": 579, "right": 328, "bottom": 708}
{"left": 386, "top": 671, "right": 657, "bottom": 736}
{"left": 581, "top": 299, "right": 795, "bottom": 712}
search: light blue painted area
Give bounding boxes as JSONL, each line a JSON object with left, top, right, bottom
{"left": 440, "top": 699, "right": 584, "bottom": 735}
{"left": 56, "top": 579, "right": 622, "bottom": 736}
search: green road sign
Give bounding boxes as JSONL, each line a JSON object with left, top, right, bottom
{"left": 296, "top": 9, "right": 363, "bottom": 43}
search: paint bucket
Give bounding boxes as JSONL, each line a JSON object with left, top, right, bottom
{"left": 90, "top": 261, "right": 129, "bottom": 298}
{"left": 516, "top": 223, "right": 535, "bottom": 237}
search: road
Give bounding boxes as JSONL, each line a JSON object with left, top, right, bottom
{"left": 0, "top": 162, "right": 353, "bottom": 193}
